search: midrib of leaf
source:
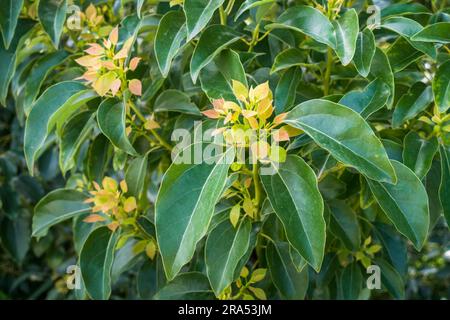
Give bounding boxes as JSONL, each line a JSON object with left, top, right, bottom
{"left": 34, "top": 207, "right": 90, "bottom": 236}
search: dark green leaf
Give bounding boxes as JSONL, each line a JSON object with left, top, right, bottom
{"left": 33, "top": 189, "right": 90, "bottom": 238}
{"left": 333, "top": 9, "right": 359, "bottom": 66}
{"left": 154, "top": 272, "right": 214, "bottom": 299}
{"left": 284, "top": 99, "right": 396, "bottom": 183}
{"left": 367, "top": 160, "right": 429, "bottom": 250}
{"left": 261, "top": 155, "right": 325, "bottom": 271}
{"left": 0, "top": 0, "right": 24, "bottom": 49}
{"left": 37, "top": 0, "right": 67, "bottom": 47}
{"left": 184, "top": 0, "right": 226, "bottom": 41}
{"left": 402, "top": 131, "right": 438, "bottom": 179}
{"left": 154, "top": 89, "right": 200, "bottom": 115}
{"left": 392, "top": 82, "right": 433, "bottom": 127}
{"left": 353, "top": 29, "right": 375, "bottom": 77}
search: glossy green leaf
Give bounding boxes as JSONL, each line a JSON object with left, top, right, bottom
{"left": 33, "top": 188, "right": 90, "bottom": 238}
{"left": 339, "top": 263, "right": 363, "bottom": 300}
{"left": 59, "top": 111, "right": 95, "bottom": 175}
{"left": 333, "top": 9, "right": 359, "bottom": 66}
{"left": 402, "top": 131, "right": 438, "bottom": 179}
{"left": 392, "top": 82, "right": 433, "bottom": 127}
{"left": 24, "top": 81, "right": 96, "bottom": 174}
{"left": 199, "top": 49, "right": 247, "bottom": 102}
{"left": 21, "top": 50, "right": 69, "bottom": 115}
{"left": 411, "top": 22, "right": 450, "bottom": 44}
{"left": 271, "top": 48, "right": 306, "bottom": 74}
{"left": 381, "top": 3, "right": 430, "bottom": 18}
{"left": 190, "top": 24, "right": 241, "bottom": 83}
{"left": 370, "top": 48, "right": 395, "bottom": 108}
{"left": 432, "top": 60, "right": 450, "bottom": 113}
{"left": 387, "top": 37, "right": 423, "bottom": 72}
{"left": 125, "top": 152, "right": 149, "bottom": 199}
{"left": 97, "top": 98, "right": 137, "bottom": 155}
{"left": 374, "top": 223, "right": 407, "bottom": 276}
{"left": 339, "top": 78, "right": 390, "bottom": 119}
{"left": 274, "top": 67, "right": 301, "bottom": 113}
{"left": 382, "top": 17, "right": 436, "bottom": 59}
{"left": 439, "top": 146, "right": 450, "bottom": 227}
{"left": 261, "top": 155, "right": 325, "bottom": 271}
{"left": 205, "top": 218, "right": 251, "bottom": 296}
{"left": 0, "top": 0, "right": 24, "bottom": 49}
{"left": 353, "top": 29, "right": 375, "bottom": 77}
{"left": 156, "top": 143, "right": 234, "bottom": 280}
{"left": 154, "top": 11, "right": 186, "bottom": 78}
{"left": 86, "top": 134, "right": 112, "bottom": 183}
{"left": 374, "top": 258, "right": 405, "bottom": 299}
{"left": 154, "top": 89, "right": 200, "bottom": 115}
{"left": 235, "top": 0, "right": 275, "bottom": 21}
{"left": 80, "top": 227, "right": 119, "bottom": 300}
{"left": 367, "top": 160, "right": 429, "bottom": 250}
{"left": 284, "top": 99, "right": 396, "bottom": 184}
{"left": 37, "top": 0, "right": 67, "bottom": 48}
{"left": 266, "top": 241, "right": 309, "bottom": 299}
{"left": 184, "top": 0, "right": 225, "bottom": 42}
{"left": 154, "top": 272, "right": 214, "bottom": 300}
{"left": 266, "top": 5, "right": 336, "bottom": 48}
{"left": 329, "top": 200, "right": 361, "bottom": 251}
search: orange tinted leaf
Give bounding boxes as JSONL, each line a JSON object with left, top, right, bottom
{"left": 83, "top": 214, "right": 106, "bottom": 223}
{"left": 128, "top": 79, "right": 142, "bottom": 96}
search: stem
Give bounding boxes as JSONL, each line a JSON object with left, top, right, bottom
{"left": 247, "top": 23, "right": 260, "bottom": 52}
{"left": 219, "top": 6, "right": 227, "bottom": 25}
{"left": 129, "top": 101, "right": 173, "bottom": 152}
{"left": 252, "top": 161, "right": 262, "bottom": 219}
{"left": 225, "top": 0, "right": 236, "bottom": 15}
{"left": 323, "top": 47, "right": 333, "bottom": 95}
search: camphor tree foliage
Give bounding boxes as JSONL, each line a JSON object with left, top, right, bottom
{"left": 0, "top": 0, "right": 449, "bottom": 300}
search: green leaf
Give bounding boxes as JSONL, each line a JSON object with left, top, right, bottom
{"left": 235, "top": 0, "right": 276, "bottom": 21}
{"left": 154, "top": 11, "right": 186, "bottom": 78}
{"left": 199, "top": 49, "right": 247, "bottom": 102}
{"left": 374, "top": 258, "right": 405, "bottom": 299}
{"left": 154, "top": 272, "right": 214, "bottom": 300}
{"left": 432, "top": 60, "right": 450, "bottom": 113}
{"left": 369, "top": 48, "right": 395, "bottom": 108}
{"left": 266, "top": 241, "right": 309, "bottom": 299}
{"left": 0, "top": 0, "right": 24, "bottom": 49}
{"left": 125, "top": 152, "right": 149, "bottom": 199}
{"left": 392, "top": 82, "right": 433, "bottom": 127}
{"left": 0, "top": 18, "right": 34, "bottom": 106}
{"left": 411, "top": 22, "right": 450, "bottom": 44}
{"left": 339, "top": 78, "right": 390, "bottom": 119}
{"left": 260, "top": 155, "right": 325, "bottom": 271}
{"left": 339, "top": 263, "right": 363, "bottom": 300}
{"left": 33, "top": 189, "right": 91, "bottom": 238}
{"left": 402, "top": 131, "right": 438, "bottom": 179}
{"left": 353, "top": 29, "right": 375, "bottom": 78}
{"left": 367, "top": 160, "right": 429, "bottom": 250}
{"left": 374, "top": 223, "right": 407, "bottom": 276}
{"left": 381, "top": 3, "right": 430, "bottom": 18}
{"left": 37, "top": 0, "right": 67, "bottom": 48}
{"left": 155, "top": 143, "right": 234, "bottom": 280}
{"left": 284, "top": 99, "right": 396, "bottom": 184}
{"left": 329, "top": 200, "right": 361, "bottom": 251}
{"left": 439, "top": 146, "right": 450, "bottom": 227}
{"left": 86, "top": 134, "right": 112, "bottom": 183}
{"left": 0, "top": 215, "right": 30, "bottom": 263}
{"left": 205, "top": 218, "right": 251, "bottom": 296}
{"left": 274, "top": 67, "right": 301, "bottom": 113}
{"left": 97, "top": 98, "right": 137, "bottom": 155}
{"left": 24, "top": 81, "right": 96, "bottom": 175}
{"left": 59, "top": 111, "right": 95, "bottom": 175}
{"left": 154, "top": 89, "right": 200, "bottom": 115}
{"left": 190, "top": 24, "right": 241, "bottom": 83}
{"left": 387, "top": 37, "right": 423, "bottom": 73}
{"left": 80, "top": 227, "right": 119, "bottom": 300}
{"left": 184, "top": 0, "right": 226, "bottom": 42}
{"left": 21, "top": 50, "right": 69, "bottom": 115}
{"left": 137, "top": 257, "right": 165, "bottom": 299}
{"left": 266, "top": 5, "right": 336, "bottom": 48}
{"left": 271, "top": 48, "right": 306, "bottom": 74}
{"left": 382, "top": 17, "right": 436, "bottom": 59}
{"left": 333, "top": 9, "right": 359, "bottom": 66}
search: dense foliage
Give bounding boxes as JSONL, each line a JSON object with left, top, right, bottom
{"left": 1, "top": 0, "right": 450, "bottom": 300}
